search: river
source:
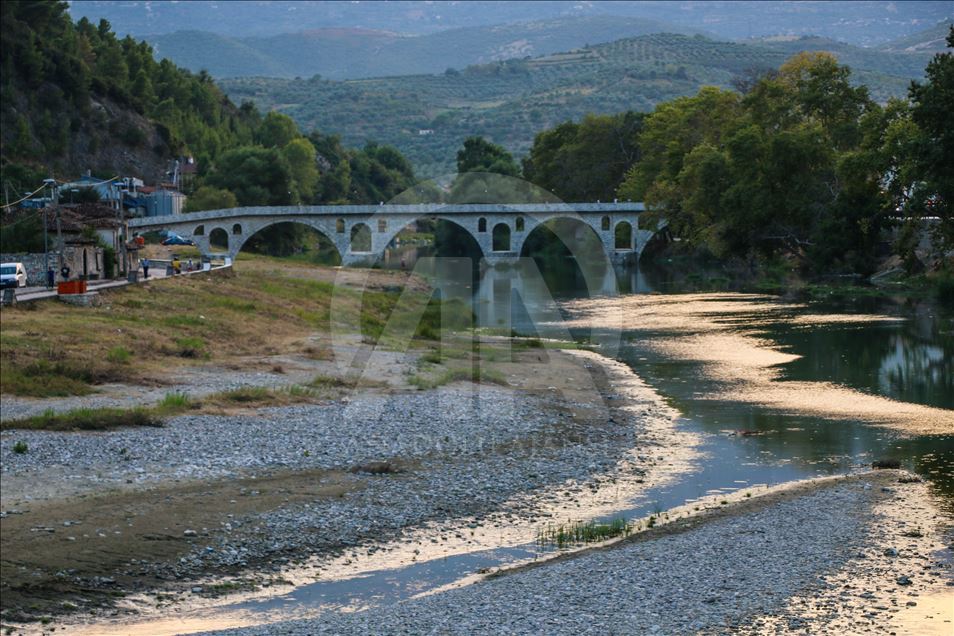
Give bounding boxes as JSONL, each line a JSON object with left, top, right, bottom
{"left": 72, "top": 258, "right": 954, "bottom": 634}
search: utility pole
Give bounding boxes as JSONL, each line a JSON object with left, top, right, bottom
{"left": 42, "top": 178, "right": 56, "bottom": 285}
{"left": 53, "top": 180, "right": 63, "bottom": 271}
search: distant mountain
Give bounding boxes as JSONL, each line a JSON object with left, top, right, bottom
{"left": 219, "top": 32, "right": 933, "bottom": 178}
{"left": 69, "top": 1, "right": 953, "bottom": 47}
{"left": 146, "top": 16, "right": 702, "bottom": 79}
{"left": 878, "top": 21, "right": 953, "bottom": 53}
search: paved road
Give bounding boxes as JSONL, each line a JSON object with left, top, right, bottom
{"left": 7, "top": 265, "right": 224, "bottom": 303}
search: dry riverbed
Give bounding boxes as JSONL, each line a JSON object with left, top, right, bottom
{"left": 198, "top": 471, "right": 953, "bottom": 636}
{"left": 0, "top": 342, "right": 690, "bottom": 633}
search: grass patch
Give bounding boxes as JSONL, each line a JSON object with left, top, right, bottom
{"left": 4, "top": 407, "right": 163, "bottom": 432}
{"left": 536, "top": 518, "right": 633, "bottom": 549}
{"left": 0, "top": 363, "right": 96, "bottom": 397}
{"left": 0, "top": 254, "right": 425, "bottom": 397}
{"left": 307, "top": 374, "right": 354, "bottom": 389}
{"left": 157, "top": 391, "right": 192, "bottom": 411}
{"left": 175, "top": 337, "right": 207, "bottom": 358}
{"left": 408, "top": 366, "right": 506, "bottom": 390}
{"left": 202, "top": 384, "right": 326, "bottom": 408}
{"left": 12, "top": 440, "right": 28, "bottom": 454}
{"left": 106, "top": 346, "right": 132, "bottom": 364}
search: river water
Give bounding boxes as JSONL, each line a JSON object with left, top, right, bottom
{"left": 225, "top": 262, "right": 954, "bottom": 617}
{"left": 77, "top": 260, "right": 954, "bottom": 634}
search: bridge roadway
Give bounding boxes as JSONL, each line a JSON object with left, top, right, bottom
{"left": 127, "top": 202, "right": 653, "bottom": 266}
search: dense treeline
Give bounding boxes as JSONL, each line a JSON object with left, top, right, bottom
{"left": 0, "top": 0, "right": 259, "bottom": 188}
{"left": 519, "top": 35, "right": 953, "bottom": 280}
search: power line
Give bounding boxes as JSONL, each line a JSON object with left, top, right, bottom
{"left": 0, "top": 183, "right": 47, "bottom": 210}
{"left": 0, "top": 174, "right": 121, "bottom": 210}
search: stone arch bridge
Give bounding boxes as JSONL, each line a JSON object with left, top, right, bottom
{"left": 128, "top": 202, "right": 657, "bottom": 266}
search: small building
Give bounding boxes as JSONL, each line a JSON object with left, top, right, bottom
{"left": 140, "top": 186, "right": 186, "bottom": 217}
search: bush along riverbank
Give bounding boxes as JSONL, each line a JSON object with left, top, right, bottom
{"left": 640, "top": 245, "right": 954, "bottom": 304}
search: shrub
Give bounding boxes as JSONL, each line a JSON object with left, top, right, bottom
{"left": 12, "top": 441, "right": 28, "bottom": 454}
{"left": 107, "top": 346, "right": 132, "bottom": 364}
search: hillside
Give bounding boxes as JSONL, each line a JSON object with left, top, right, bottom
{"left": 70, "top": 1, "right": 953, "bottom": 48}
{"left": 0, "top": 1, "right": 260, "bottom": 193}
{"left": 220, "top": 32, "right": 934, "bottom": 178}
{"left": 147, "top": 16, "right": 701, "bottom": 80}
{"left": 878, "top": 21, "right": 954, "bottom": 53}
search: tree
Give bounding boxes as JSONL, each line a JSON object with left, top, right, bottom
{"left": 184, "top": 186, "right": 238, "bottom": 212}
{"left": 907, "top": 26, "right": 954, "bottom": 254}
{"left": 256, "top": 111, "right": 299, "bottom": 149}
{"left": 282, "top": 137, "right": 319, "bottom": 203}
{"left": 455, "top": 136, "right": 520, "bottom": 177}
{"left": 206, "top": 146, "right": 294, "bottom": 206}
{"left": 523, "top": 112, "right": 643, "bottom": 202}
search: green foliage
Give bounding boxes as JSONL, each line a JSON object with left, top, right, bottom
{"left": 4, "top": 407, "right": 163, "bottom": 432}
{"left": 615, "top": 53, "right": 896, "bottom": 274}
{"left": 456, "top": 136, "right": 520, "bottom": 177}
{"left": 282, "top": 138, "right": 319, "bottom": 202}
{"left": 0, "top": 2, "right": 260, "bottom": 176}
{"left": 206, "top": 146, "right": 294, "bottom": 206}
{"left": 157, "top": 391, "right": 192, "bottom": 410}
{"left": 12, "top": 441, "right": 28, "bottom": 454}
{"left": 0, "top": 214, "right": 45, "bottom": 252}
{"left": 906, "top": 26, "right": 954, "bottom": 255}
{"left": 106, "top": 346, "right": 132, "bottom": 364}
{"left": 523, "top": 112, "right": 643, "bottom": 202}
{"left": 536, "top": 517, "right": 633, "bottom": 549}
{"left": 256, "top": 111, "right": 299, "bottom": 148}
{"left": 184, "top": 185, "right": 238, "bottom": 212}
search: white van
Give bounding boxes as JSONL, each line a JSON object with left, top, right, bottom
{"left": 0, "top": 263, "right": 28, "bottom": 289}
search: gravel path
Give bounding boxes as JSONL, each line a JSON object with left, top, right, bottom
{"left": 200, "top": 474, "right": 952, "bottom": 635}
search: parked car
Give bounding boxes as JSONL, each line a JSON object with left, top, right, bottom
{"left": 0, "top": 262, "right": 28, "bottom": 288}
{"left": 161, "top": 233, "right": 195, "bottom": 246}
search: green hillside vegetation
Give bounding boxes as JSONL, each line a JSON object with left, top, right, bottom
{"left": 0, "top": 0, "right": 260, "bottom": 191}
{"left": 147, "top": 15, "right": 701, "bottom": 80}
{"left": 878, "top": 21, "right": 954, "bottom": 53}
{"left": 220, "top": 32, "right": 934, "bottom": 178}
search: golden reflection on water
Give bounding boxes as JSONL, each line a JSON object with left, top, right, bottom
{"left": 564, "top": 293, "right": 954, "bottom": 435}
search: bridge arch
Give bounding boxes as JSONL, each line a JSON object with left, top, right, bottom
{"left": 209, "top": 227, "right": 229, "bottom": 251}
{"left": 227, "top": 219, "right": 344, "bottom": 264}
{"left": 519, "top": 215, "right": 611, "bottom": 292}
{"left": 614, "top": 220, "right": 633, "bottom": 250}
{"left": 350, "top": 222, "right": 372, "bottom": 253}
{"left": 194, "top": 224, "right": 205, "bottom": 236}
{"left": 379, "top": 216, "right": 486, "bottom": 263}
{"left": 232, "top": 223, "right": 243, "bottom": 235}
{"left": 492, "top": 222, "right": 511, "bottom": 252}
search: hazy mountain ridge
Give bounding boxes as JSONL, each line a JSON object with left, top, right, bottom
{"left": 147, "top": 16, "right": 701, "bottom": 80}
{"left": 219, "top": 31, "right": 933, "bottom": 178}
{"left": 68, "top": 1, "right": 953, "bottom": 47}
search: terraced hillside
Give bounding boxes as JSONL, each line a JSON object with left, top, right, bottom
{"left": 148, "top": 15, "right": 701, "bottom": 80}
{"left": 221, "top": 32, "right": 937, "bottom": 177}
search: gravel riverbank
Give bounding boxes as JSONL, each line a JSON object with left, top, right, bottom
{"left": 1, "top": 348, "right": 693, "bottom": 627}
{"left": 201, "top": 472, "right": 953, "bottom": 636}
